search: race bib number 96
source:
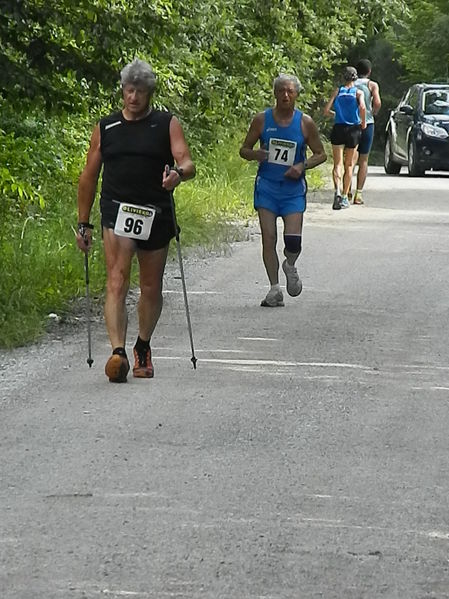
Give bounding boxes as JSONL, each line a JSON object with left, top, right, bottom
{"left": 114, "top": 203, "right": 156, "bottom": 241}
{"left": 268, "top": 138, "right": 297, "bottom": 167}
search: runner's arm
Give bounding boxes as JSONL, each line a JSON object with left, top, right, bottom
{"left": 77, "top": 125, "right": 102, "bottom": 252}
{"left": 302, "top": 116, "right": 327, "bottom": 169}
{"left": 163, "top": 116, "right": 195, "bottom": 191}
{"left": 357, "top": 89, "right": 367, "bottom": 129}
{"left": 370, "top": 81, "right": 381, "bottom": 115}
{"left": 239, "top": 113, "right": 269, "bottom": 162}
{"left": 323, "top": 89, "right": 338, "bottom": 118}
{"left": 285, "top": 115, "right": 327, "bottom": 179}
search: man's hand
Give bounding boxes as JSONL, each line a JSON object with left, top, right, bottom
{"left": 76, "top": 223, "right": 93, "bottom": 253}
{"left": 162, "top": 165, "right": 181, "bottom": 191}
{"left": 284, "top": 162, "right": 305, "bottom": 179}
{"left": 253, "top": 148, "right": 269, "bottom": 163}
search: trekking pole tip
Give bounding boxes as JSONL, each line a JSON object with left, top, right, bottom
{"left": 87, "top": 358, "right": 94, "bottom": 368}
{"left": 191, "top": 356, "right": 198, "bottom": 370}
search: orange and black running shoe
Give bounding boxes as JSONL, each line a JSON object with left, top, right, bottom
{"left": 133, "top": 345, "right": 154, "bottom": 378}
{"left": 105, "top": 353, "right": 130, "bottom": 383}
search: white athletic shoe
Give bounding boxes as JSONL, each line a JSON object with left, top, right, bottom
{"left": 282, "top": 260, "right": 303, "bottom": 297}
{"left": 340, "top": 196, "right": 350, "bottom": 209}
{"left": 260, "top": 288, "right": 284, "bottom": 307}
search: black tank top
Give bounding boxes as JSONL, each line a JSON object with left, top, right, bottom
{"left": 99, "top": 109, "right": 174, "bottom": 207}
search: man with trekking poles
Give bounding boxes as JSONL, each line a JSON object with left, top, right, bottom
{"left": 76, "top": 58, "right": 196, "bottom": 383}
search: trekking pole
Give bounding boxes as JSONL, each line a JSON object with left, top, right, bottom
{"left": 165, "top": 166, "right": 198, "bottom": 369}
{"left": 84, "top": 251, "right": 94, "bottom": 368}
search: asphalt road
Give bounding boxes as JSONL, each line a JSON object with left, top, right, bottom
{"left": 1, "top": 167, "right": 449, "bottom": 598}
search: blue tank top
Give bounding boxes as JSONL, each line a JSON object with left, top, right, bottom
{"left": 258, "top": 108, "right": 306, "bottom": 184}
{"left": 333, "top": 86, "right": 360, "bottom": 125}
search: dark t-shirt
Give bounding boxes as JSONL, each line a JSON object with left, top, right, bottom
{"left": 99, "top": 109, "right": 174, "bottom": 208}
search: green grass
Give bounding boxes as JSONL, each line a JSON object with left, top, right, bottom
{"left": 0, "top": 214, "right": 105, "bottom": 346}
{"left": 0, "top": 132, "right": 327, "bottom": 348}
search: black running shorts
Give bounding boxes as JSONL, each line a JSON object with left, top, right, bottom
{"left": 100, "top": 197, "right": 177, "bottom": 251}
{"left": 330, "top": 124, "right": 362, "bottom": 148}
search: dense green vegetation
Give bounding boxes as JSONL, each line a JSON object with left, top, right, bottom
{"left": 389, "top": 0, "right": 449, "bottom": 83}
{"left": 1, "top": 0, "right": 437, "bottom": 348}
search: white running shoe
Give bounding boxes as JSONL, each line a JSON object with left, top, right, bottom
{"left": 282, "top": 260, "right": 303, "bottom": 297}
{"left": 260, "top": 288, "right": 284, "bottom": 307}
{"left": 340, "top": 196, "right": 350, "bottom": 209}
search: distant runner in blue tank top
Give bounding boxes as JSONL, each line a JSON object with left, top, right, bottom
{"left": 240, "top": 73, "right": 327, "bottom": 308}
{"left": 324, "top": 66, "right": 366, "bottom": 211}
{"left": 333, "top": 86, "right": 361, "bottom": 125}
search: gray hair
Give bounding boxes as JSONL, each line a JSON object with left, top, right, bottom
{"left": 120, "top": 58, "right": 157, "bottom": 93}
{"left": 273, "top": 73, "right": 302, "bottom": 94}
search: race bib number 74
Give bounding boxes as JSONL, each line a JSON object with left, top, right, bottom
{"left": 114, "top": 203, "right": 156, "bottom": 241}
{"left": 268, "top": 138, "right": 297, "bottom": 167}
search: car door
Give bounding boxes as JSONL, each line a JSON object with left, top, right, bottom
{"left": 395, "top": 87, "right": 419, "bottom": 158}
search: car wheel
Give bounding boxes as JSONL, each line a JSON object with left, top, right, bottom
{"left": 384, "top": 134, "right": 401, "bottom": 174}
{"left": 407, "top": 140, "right": 425, "bottom": 177}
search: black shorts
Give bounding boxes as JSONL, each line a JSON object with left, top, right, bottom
{"left": 330, "top": 124, "right": 362, "bottom": 148}
{"left": 100, "top": 197, "right": 177, "bottom": 251}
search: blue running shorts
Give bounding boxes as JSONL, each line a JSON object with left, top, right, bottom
{"left": 254, "top": 176, "right": 307, "bottom": 216}
{"left": 358, "top": 123, "right": 374, "bottom": 155}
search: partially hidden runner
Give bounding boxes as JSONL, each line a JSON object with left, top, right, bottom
{"left": 76, "top": 58, "right": 195, "bottom": 383}
{"left": 240, "top": 73, "right": 327, "bottom": 308}
{"left": 351, "top": 59, "right": 381, "bottom": 205}
{"left": 323, "top": 66, "right": 366, "bottom": 210}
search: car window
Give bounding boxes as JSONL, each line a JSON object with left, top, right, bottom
{"left": 424, "top": 89, "right": 449, "bottom": 115}
{"left": 400, "top": 89, "right": 411, "bottom": 107}
{"left": 408, "top": 88, "right": 419, "bottom": 110}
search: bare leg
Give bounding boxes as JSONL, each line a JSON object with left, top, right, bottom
{"left": 356, "top": 153, "right": 369, "bottom": 190}
{"left": 331, "top": 145, "right": 344, "bottom": 192}
{"left": 258, "top": 208, "right": 279, "bottom": 285}
{"left": 103, "top": 228, "right": 135, "bottom": 349}
{"left": 136, "top": 245, "right": 169, "bottom": 341}
{"left": 350, "top": 148, "right": 360, "bottom": 196}
{"left": 342, "top": 147, "right": 357, "bottom": 196}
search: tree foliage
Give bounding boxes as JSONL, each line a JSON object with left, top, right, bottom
{"left": 1, "top": 0, "right": 406, "bottom": 135}
{"left": 389, "top": 0, "right": 449, "bottom": 82}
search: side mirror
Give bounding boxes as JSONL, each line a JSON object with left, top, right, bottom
{"left": 400, "top": 104, "right": 414, "bottom": 116}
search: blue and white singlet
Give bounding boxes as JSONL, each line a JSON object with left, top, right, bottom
{"left": 257, "top": 108, "right": 307, "bottom": 195}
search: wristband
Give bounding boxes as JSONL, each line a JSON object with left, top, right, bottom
{"left": 171, "top": 166, "right": 184, "bottom": 180}
{"left": 78, "top": 222, "right": 94, "bottom": 237}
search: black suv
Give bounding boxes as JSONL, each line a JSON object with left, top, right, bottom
{"left": 384, "top": 83, "right": 449, "bottom": 176}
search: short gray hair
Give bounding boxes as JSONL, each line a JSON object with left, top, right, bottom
{"left": 120, "top": 59, "right": 157, "bottom": 93}
{"left": 273, "top": 73, "right": 302, "bottom": 94}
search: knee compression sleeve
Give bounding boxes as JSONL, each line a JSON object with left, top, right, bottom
{"left": 284, "top": 234, "right": 302, "bottom": 255}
